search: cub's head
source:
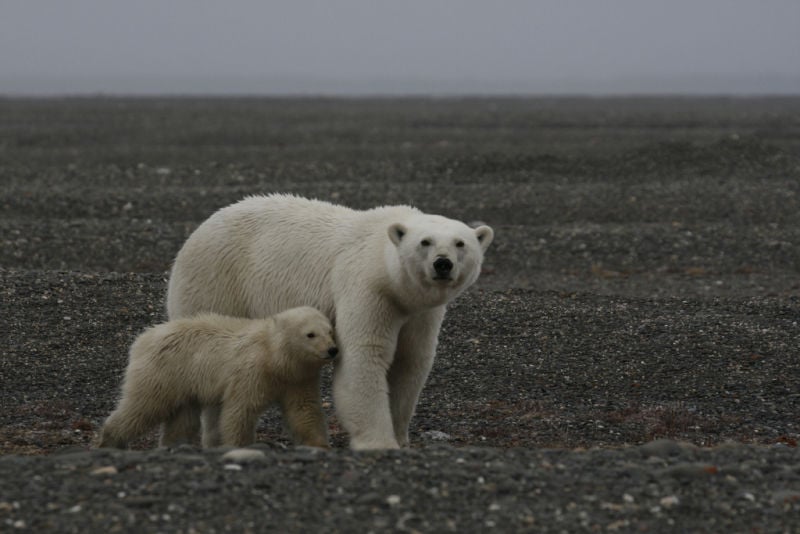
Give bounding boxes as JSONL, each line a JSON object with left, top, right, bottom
{"left": 387, "top": 215, "right": 493, "bottom": 306}
{"left": 275, "top": 306, "right": 338, "bottom": 365}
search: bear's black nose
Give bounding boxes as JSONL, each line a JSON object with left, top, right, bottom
{"left": 327, "top": 346, "right": 339, "bottom": 358}
{"left": 433, "top": 257, "right": 453, "bottom": 275}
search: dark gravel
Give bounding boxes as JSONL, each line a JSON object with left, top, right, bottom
{"left": 1, "top": 97, "right": 799, "bottom": 532}
{"left": 1, "top": 443, "right": 798, "bottom": 533}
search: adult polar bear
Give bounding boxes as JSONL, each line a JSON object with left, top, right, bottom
{"left": 167, "top": 194, "right": 493, "bottom": 450}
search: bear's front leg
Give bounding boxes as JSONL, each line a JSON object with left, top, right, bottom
{"left": 332, "top": 300, "right": 402, "bottom": 450}
{"left": 388, "top": 306, "right": 445, "bottom": 447}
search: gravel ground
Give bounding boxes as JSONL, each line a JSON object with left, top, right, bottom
{"left": 1, "top": 97, "right": 799, "bottom": 532}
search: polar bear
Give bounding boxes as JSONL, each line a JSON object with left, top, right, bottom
{"left": 98, "top": 306, "right": 338, "bottom": 449}
{"left": 167, "top": 194, "right": 494, "bottom": 450}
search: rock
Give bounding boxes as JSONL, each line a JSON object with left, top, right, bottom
{"left": 222, "top": 449, "right": 267, "bottom": 464}
{"left": 421, "top": 430, "right": 452, "bottom": 442}
{"left": 386, "top": 495, "right": 402, "bottom": 506}
{"left": 89, "top": 465, "right": 118, "bottom": 476}
{"left": 639, "top": 439, "right": 689, "bottom": 458}
{"left": 660, "top": 463, "right": 718, "bottom": 480}
{"left": 659, "top": 495, "right": 679, "bottom": 508}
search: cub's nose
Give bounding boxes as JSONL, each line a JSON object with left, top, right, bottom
{"left": 433, "top": 257, "right": 453, "bottom": 276}
{"left": 327, "top": 346, "right": 339, "bottom": 358}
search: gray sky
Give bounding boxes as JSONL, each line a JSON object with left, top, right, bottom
{"left": 2, "top": 0, "right": 799, "bottom": 95}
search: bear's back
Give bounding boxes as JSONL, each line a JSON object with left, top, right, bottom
{"left": 227, "top": 194, "right": 419, "bottom": 242}
{"left": 167, "top": 194, "right": 422, "bottom": 319}
{"left": 128, "top": 314, "right": 277, "bottom": 400}
{"left": 131, "top": 314, "right": 264, "bottom": 366}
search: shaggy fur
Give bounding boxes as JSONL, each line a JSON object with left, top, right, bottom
{"left": 166, "top": 194, "right": 493, "bottom": 449}
{"left": 98, "top": 306, "right": 337, "bottom": 449}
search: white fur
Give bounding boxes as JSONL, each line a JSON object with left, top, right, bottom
{"left": 98, "top": 307, "right": 337, "bottom": 449}
{"left": 167, "top": 194, "right": 493, "bottom": 449}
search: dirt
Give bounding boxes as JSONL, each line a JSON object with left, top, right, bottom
{"left": 1, "top": 96, "right": 799, "bottom": 532}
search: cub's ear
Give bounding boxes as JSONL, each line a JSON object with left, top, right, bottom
{"left": 474, "top": 225, "right": 494, "bottom": 252}
{"left": 388, "top": 223, "right": 407, "bottom": 246}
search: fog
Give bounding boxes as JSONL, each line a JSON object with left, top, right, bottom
{"left": 2, "top": 0, "right": 799, "bottom": 95}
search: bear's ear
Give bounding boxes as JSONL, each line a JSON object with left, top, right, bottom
{"left": 474, "top": 225, "right": 494, "bottom": 252}
{"left": 388, "top": 223, "right": 407, "bottom": 246}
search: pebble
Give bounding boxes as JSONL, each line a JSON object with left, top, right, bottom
{"left": 660, "top": 495, "right": 680, "bottom": 508}
{"left": 292, "top": 445, "right": 328, "bottom": 460}
{"left": 421, "top": 430, "right": 452, "bottom": 441}
{"left": 639, "top": 439, "right": 689, "bottom": 458}
{"left": 660, "top": 462, "right": 718, "bottom": 480}
{"left": 0, "top": 502, "right": 17, "bottom": 512}
{"left": 386, "top": 495, "right": 402, "bottom": 506}
{"left": 90, "top": 465, "right": 118, "bottom": 476}
{"left": 172, "top": 444, "right": 201, "bottom": 454}
{"left": 606, "top": 519, "right": 630, "bottom": 531}
{"left": 222, "top": 449, "right": 266, "bottom": 464}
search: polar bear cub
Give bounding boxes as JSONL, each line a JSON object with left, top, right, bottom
{"left": 98, "top": 306, "right": 338, "bottom": 449}
{"left": 166, "top": 194, "right": 494, "bottom": 450}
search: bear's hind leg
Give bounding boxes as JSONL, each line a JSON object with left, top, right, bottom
{"left": 160, "top": 403, "right": 202, "bottom": 447}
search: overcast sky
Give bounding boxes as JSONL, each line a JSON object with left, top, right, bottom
{"left": 1, "top": 0, "right": 799, "bottom": 95}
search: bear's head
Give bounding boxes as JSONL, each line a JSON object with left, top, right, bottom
{"left": 276, "top": 306, "right": 338, "bottom": 365}
{"left": 387, "top": 215, "right": 493, "bottom": 308}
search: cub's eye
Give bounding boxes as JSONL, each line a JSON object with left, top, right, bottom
{"left": 420, "top": 239, "right": 431, "bottom": 247}
{"left": 306, "top": 333, "right": 316, "bottom": 338}
{"left": 456, "top": 240, "right": 465, "bottom": 248}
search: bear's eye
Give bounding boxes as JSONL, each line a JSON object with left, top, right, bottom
{"left": 456, "top": 240, "right": 465, "bottom": 248}
{"left": 420, "top": 239, "right": 431, "bottom": 247}
{"left": 306, "top": 333, "right": 316, "bottom": 339}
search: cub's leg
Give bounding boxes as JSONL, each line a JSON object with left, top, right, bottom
{"left": 281, "top": 381, "right": 329, "bottom": 448}
{"left": 201, "top": 404, "right": 223, "bottom": 448}
{"left": 218, "top": 385, "right": 263, "bottom": 446}
{"left": 99, "top": 396, "right": 168, "bottom": 448}
{"left": 160, "top": 404, "right": 202, "bottom": 447}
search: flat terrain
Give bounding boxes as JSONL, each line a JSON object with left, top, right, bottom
{"left": 1, "top": 97, "right": 799, "bottom": 532}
